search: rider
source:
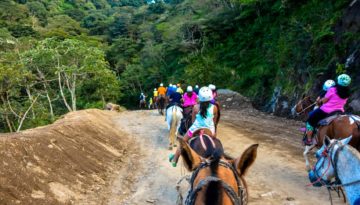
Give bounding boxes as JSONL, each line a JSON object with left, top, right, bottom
{"left": 149, "top": 97, "right": 153, "bottom": 109}
{"left": 166, "top": 83, "right": 173, "bottom": 97}
{"left": 139, "top": 92, "right": 146, "bottom": 108}
{"left": 313, "top": 80, "right": 336, "bottom": 110}
{"left": 304, "top": 74, "right": 351, "bottom": 145}
{"left": 183, "top": 86, "right": 198, "bottom": 108}
{"left": 153, "top": 88, "right": 158, "bottom": 103}
{"left": 178, "top": 86, "right": 199, "bottom": 136}
{"left": 157, "top": 83, "right": 167, "bottom": 98}
{"left": 166, "top": 87, "right": 183, "bottom": 110}
{"left": 169, "top": 86, "right": 218, "bottom": 167}
{"left": 176, "top": 83, "right": 184, "bottom": 94}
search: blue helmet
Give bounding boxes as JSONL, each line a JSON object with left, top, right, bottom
{"left": 337, "top": 74, "right": 351, "bottom": 87}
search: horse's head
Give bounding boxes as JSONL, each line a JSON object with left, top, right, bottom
{"left": 292, "top": 95, "right": 314, "bottom": 117}
{"left": 308, "top": 136, "right": 352, "bottom": 187}
{"left": 179, "top": 138, "right": 258, "bottom": 205}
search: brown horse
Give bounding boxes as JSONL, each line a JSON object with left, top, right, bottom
{"left": 303, "top": 114, "right": 360, "bottom": 170}
{"left": 178, "top": 137, "right": 258, "bottom": 205}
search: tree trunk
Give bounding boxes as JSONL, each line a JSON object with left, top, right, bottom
{"left": 44, "top": 83, "right": 54, "bottom": 120}
{"left": 58, "top": 72, "right": 72, "bottom": 112}
{"left": 4, "top": 114, "right": 13, "bottom": 133}
{"left": 71, "top": 74, "right": 76, "bottom": 111}
{"left": 25, "top": 87, "right": 36, "bottom": 119}
{"left": 17, "top": 95, "right": 39, "bottom": 132}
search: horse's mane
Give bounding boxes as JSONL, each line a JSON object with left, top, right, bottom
{"left": 205, "top": 148, "right": 223, "bottom": 205}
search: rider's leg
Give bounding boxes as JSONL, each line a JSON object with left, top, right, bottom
{"left": 170, "top": 132, "right": 191, "bottom": 167}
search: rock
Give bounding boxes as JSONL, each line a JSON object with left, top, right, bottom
{"left": 146, "top": 199, "right": 156, "bottom": 203}
{"left": 260, "top": 191, "right": 279, "bottom": 198}
{"left": 286, "top": 196, "right": 295, "bottom": 201}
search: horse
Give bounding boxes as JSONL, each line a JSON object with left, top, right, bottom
{"left": 292, "top": 95, "right": 316, "bottom": 120}
{"left": 139, "top": 99, "right": 147, "bottom": 109}
{"left": 303, "top": 114, "right": 360, "bottom": 170}
{"left": 158, "top": 95, "right": 166, "bottom": 115}
{"left": 166, "top": 105, "right": 183, "bottom": 150}
{"left": 178, "top": 137, "right": 258, "bottom": 205}
{"left": 308, "top": 136, "right": 360, "bottom": 205}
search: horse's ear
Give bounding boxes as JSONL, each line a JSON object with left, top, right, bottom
{"left": 234, "top": 144, "right": 258, "bottom": 176}
{"left": 178, "top": 138, "right": 201, "bottom": 171}
{"left": 340, "top": 135, "right": 352, "bottom": 145}
{"left": 324, "top": 136, "right": 331, "bottom": 146}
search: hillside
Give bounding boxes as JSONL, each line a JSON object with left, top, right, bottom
{"left": 0, "top": 0, "right": 359, "bottom": 132}
{"left": 0, "top": 109, "right": 137, "bottom": 204}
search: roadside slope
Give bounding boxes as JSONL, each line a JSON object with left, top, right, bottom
{"left": 0, "top": 109, "right": 135, "bottom": 205}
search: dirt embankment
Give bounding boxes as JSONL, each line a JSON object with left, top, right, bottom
{"left": 0, "top": 109, "right": 136, "bottom": 205}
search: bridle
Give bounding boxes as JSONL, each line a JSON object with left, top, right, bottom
{"left": 185, "top": 159, "right": 246, "bottom": 205}
{"left": 295, "top": 96, "right": 316, "bottom": 115}
{"left": 309, "top": 140, "right": 360, "bottom": 188}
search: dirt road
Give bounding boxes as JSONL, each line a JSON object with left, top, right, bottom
{"left": 110, "top": 109, "right": 343, "bottom": 205}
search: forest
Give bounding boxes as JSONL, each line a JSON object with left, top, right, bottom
{"left": 0, "top": 0, "right": 359, "bottom": 132}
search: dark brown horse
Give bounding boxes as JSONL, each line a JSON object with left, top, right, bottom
{"left": 292, "top": 95, "right": 316, "bottom": 120}
{"left": 178, "top": 137, "right": 258, "bottom": 205}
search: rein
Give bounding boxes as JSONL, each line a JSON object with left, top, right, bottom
{"left": 297, "top": 102, "right": 317, "bottom": 115}
{"left": 309, "top": 141, "right": 360, "bottom": 204}
{"left": 185, "top": 160, "right": 246, "bottom": 205}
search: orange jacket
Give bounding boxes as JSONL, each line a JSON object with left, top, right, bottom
{"left": 158, "top": 86, "right": 167, "bottom": 95}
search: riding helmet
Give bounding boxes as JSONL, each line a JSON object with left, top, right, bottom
{"left": 208, "top": 84, "right": 216, "bottom": 91}
{"left": 323, "top": 80, "right": 335, "bottom": 91}
{"left": 337, "top": 74, "right": 351, "bottom": 87}
{"left": 187, "top": 86, "right": 193, "bottom": 92}
{"left": 199, "top": 87, "right": 213, "bottom": 102}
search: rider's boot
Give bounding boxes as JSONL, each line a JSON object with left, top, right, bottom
{"left": 303, "top": 130, "right": 313, "bottom": 146}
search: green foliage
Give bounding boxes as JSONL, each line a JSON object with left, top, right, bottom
{"left": 0, "top": 0, "right": 358, "bottom": 131}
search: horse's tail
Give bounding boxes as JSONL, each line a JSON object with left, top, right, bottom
{"left": 169, "top": 107, "right": 178, "bottom": 145}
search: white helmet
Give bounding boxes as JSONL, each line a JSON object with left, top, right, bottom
{"left": 187, "top": 86, "right": 193, "bottom": 92}
{"left": 160, "top": 83, "right": 163, "bottom": 87}
{"left": 323, "top": 80, "right": 335, "bottom": 91}
{"left": 172, "top": 85, "right": 177, "bottom": 88}
{"left": 154, "top": 88, "right": 157, "bottom": 91}
{"left": 198, "top": 87, "right": 213, "bottom": 102}
{"left": 169, "top": 83, "right": 172, "bottom": 87}
{"left": 208, "top": 84, "right": 216, "bottom": 91}
{"left": 195, "top": 85, "right": 199, "bottom": 88}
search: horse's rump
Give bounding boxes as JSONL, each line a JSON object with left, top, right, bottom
{"left": 316, "top": 114, "right": 360, "bottom": 151}
{"left": 189, "top": 133, "right": 223, "bottom": 158}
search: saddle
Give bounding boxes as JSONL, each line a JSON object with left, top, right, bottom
{"left": 318, "top": 115, "right": 341, "bottom": 126}
{"left": 188, "top": 129, "right": 221, "bottom": 159}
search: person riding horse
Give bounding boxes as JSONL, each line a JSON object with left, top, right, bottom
{"left": 312, "top": 79, "right": 336, "bottom": 110}
{"left": 139, "top": 92, "right": 146, "bottom": 108}
{"left": 169, "top": 86, "right": 219, "bottom": 167}
{"left": 179, "top": 86, "right": 198, "bottom": 136}
{"left": 304, "top": 74, "right": 352, "bottom": 145}
{"left": 153, "top": 88, "right": 158, "bottom": 106}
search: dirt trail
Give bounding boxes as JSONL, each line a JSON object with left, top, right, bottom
{"left": 112, "top": 110, "right": 344, "bottom": 205}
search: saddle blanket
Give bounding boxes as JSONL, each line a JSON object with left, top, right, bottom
{"left": 318, "top": 114, "right": 360, "bottom": 126}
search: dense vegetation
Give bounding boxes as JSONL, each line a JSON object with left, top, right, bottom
{"left": 0, "top": 0, "right": 358, "bottom": 132}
